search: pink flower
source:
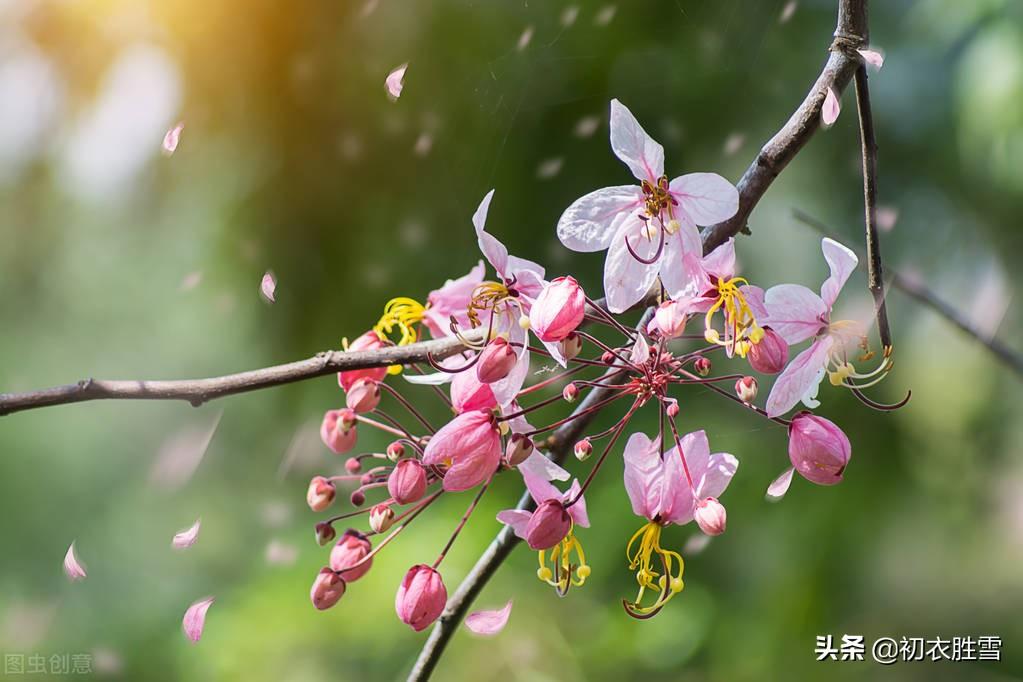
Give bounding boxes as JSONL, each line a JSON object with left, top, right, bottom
{"left": 320, "top": 408, "right": 358, "bottom": 454}
{"left": 306, "top": 476, "right": 336, "bottom": 512}
{"left": 422, "top": 410, "right": 501, "bottom": 491}
{"left": 338, "top": 331, "right": 388, "bottom": 391}
{"left": 763, "top": 238, "right": 858, "bottom": 417}
{"left": 395, "top": 565, "right": 447, "bottom": 631}
{"left": 529, "top": 276, "right": 586, "bottom": 342}
{"left": 556, "top": 99, "right": 738, "bottom": 313}
{"left": 476, "top": 337, "right": 518, "bottom": 384}
{"left": 450, "top": 368, "right": 497, "bottom": 413}
{"left": 525, "top": 499, "right": 573, "bottom": 550}
{"left": 648, "top": 298, "right": 691, "bottom": 338}
{"left": 183, "top": 596, "right": 215, "bottom": 642}
{"left": 694, "top": 497, "right": 727, "bottom": 536}
{"left": 748, "top": 327, "right": 789, "bottom": 374}
{"left": 329, "top": 529, "right": 373, "bottom": 581}
{"left": 345, "top": 378, "right": 380, "bottom": 413}
{"left": 496, "top": 463, "right": 589, "bottom": 550}
{"left": 787, "top": 413, "right": 851, "bottom": 485}
{"left": 422, "top": 261, "right": 486, "bottom": 338}
{"left": 388, "top": 459, "right": 428, "bottom": 505}
{"left": 310, "top": 568, "right": 346, "bottom": 610}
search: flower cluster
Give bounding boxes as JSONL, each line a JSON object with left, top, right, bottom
{"left": 302, "top": 100, "right": 892, "bottom": 631}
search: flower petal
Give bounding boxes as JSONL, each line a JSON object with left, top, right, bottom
{"left": 696, "top": 452, "right": 739, "bottom": 500}
{"left": 473, "top": 190, "right": 509, "bottom": 276}
{"left": 556, "top": 185, "right": 642, "bottom": 253}
{"left": 162, "top": 121, "right": 184, "bottom": 155}
{"left": 259, "top": 271, "right": 276, "bottom": 303}
{"left": 857, "top": 48, "right": 884, "bottom": 70}
{"left": 517, "top": 451, "right": 570, "bottom": 482}
{"left": 765, "top": 336, "right": 833, "bottom": 417}
{"left": 385, "top": 63, "right": 407, "bottom": 100}
{"left": 520, "top": 460, "right": 563, "bottom": 504}
{"left": 609, "top": 99, "right": 664, "bottom": 181}
{"left": 63, "top": 542, "right": 87, "bottom": 582}
{"left": 819, "top": 238, "right": 858, "bottom": 309}
{"left": 496, "top": 510, "right": 532, "bottom": 539}
{"left": 629, "top": 334, "right": 649, "bottom": 364}
{"left": 465, "top": 600, "right": 513, "bottom": 636}
{"left": 669, "top": 173, "right": 739, "bottom": 226}
{"left": 821, "top": 86, "right": 840, "bottom": 126}
{"left": 603, "top": 215, "right": 660, "bottom": 313}
{"left": 172, "top": 519, "right": 201, "bottom": 550}
{"left": 766, "top": 467, "right": 795, "bottom": 501}
{"left": 622, "top": 432, "right": 663, "bottom": 520}
{"left": 182, "top": 596, "right": 215, "bottom": 644}
{"left": 564, "top": 479, "right": 589, "bottom": 528}
{"left": 763, "top": 284, "right": 827, "bottom": 345}
{"left": 659, "top": 222, "right": 705, "bottom": 299}
{"left": 700, "top": 238, "right": 736, "bottom": 280}
{"left": 488, "top": 321, "right": 530, "bottom": 407}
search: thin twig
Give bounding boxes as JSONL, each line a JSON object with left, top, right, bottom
{"left": 792, "top": 209, "right": 1023, "bottom": 379}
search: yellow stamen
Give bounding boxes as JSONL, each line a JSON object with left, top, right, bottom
{"left": 536, "top": 528, "right": 589, "bottom": 594}
{"left": 373, "top": 297, "right": 426, "bottom": 374}
{"left": 623, "top": 521, "right": 685, "bottom": 617}
{"left": 704, "top": 277, "right": 761, "bottom": 358}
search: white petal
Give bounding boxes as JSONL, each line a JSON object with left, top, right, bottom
{"left": 260, "top": 271, "right": 276, "bottom": 303}
{"left": 403, "top": 371, "right": 455, "bottom": 386}
{"left": 819, "top": 238, "right": 858, "bottom": 308}
{"left": 763, "top": 284, "right": 827, "bottom": 345}
{"left": 609, "top": 99, "right": 664, "bottom": 181}
{"left": 162, "top": 122, "right": 184, "bottom": 155}
{"left": 385, "top": 63, "right": 407, "bottom": 100}
{"left": 629, "top": 335, "right": 649, "bottom": 364}
{"left": 518, "top": 451, "right": 570, "bottom": 482}
{"left": 556, "top": 185, "right": 642, "bottom": 253}
{"left": 172, "top": 519, "right": 201, "bottom": 549}
{"left": 669, "top": 173, "right": 739, "bottom": 226}
{"left": 473, "top": 190, "right": 509, "bottom": 276}
{"left": 603, "top": 215, "right": 660, "bottom": 313}
{"left": 821, "top": 87, "right": 840, "bottom": 126}
{"left": 766, "top": 467, "right": 795, "bottom": 501}
{"left": 857, "top": 48, "right": 884, "bottom": 70}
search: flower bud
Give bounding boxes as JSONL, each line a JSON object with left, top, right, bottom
{"left": 694, "top": 497, "right": 727, "bottom": 536}
{"left": 735, "top": 376, "right": 758, "bottom": 403}
{"left": 395, "top": 564, "right": 447, "bottom": 632}
{"left": 310, "top": 568, "right": 346, "bottom": 610}
{"left": 529, "top": 276, "right": 586, "bottom": 342}
{"left": 388, "top": 459, "right": 428, "bottom": 505}
{"left": 601, "top": 351, "right": 615, "bottom": 365}
{"left": 574, "top": 438, "right": 593, "bottom": 461}
{"left": 665, "top": 399, "right": 680, "bottom": 418}
{"left": 329, "top": 529, "right": 373, "bottom": 581}
{"left": 694, "top": 357, "right": 712, "bottom": 376}
{"left": 505, "top": 433, "right": 534, "bottom": 467}
{"left": 559, "top": 332, "right": 583, "bottom": 361}
{"left": 320, "top": 408, "right": 358, "bottom": 454}
{"left": 306, "top": 476, "right": 336, "bottom": 512}
{"left": 315, "top": 522, "right": 336, "bottom": 546}
{"left": 369, "top": 503, "right": 396, "bottom": 533}
{"left": 387, "top": 441, "right": 405, "bottom": 462}
{"left": 345, "top": 378, "right": 381, "bottom": 413}
{"left": 338, "top": 330, "right": 388, "bottom": 391}
{"left": 344, "top": 457, "right": 362, "bottom": 474}
{"left": 652, "top": 299, "right": 688, "bottom": 339}
{"left": 788, "top": 413, "right": 851, "bottom": 486}
{"left": 525, "top": 499, "right": 572, "bottom": 550}
{"left": 562, "top": 382, "right": 578, "bottom": 403}
{"left": 476, "top": 337, "right": 518, "bottom": 384}
{"left": 748, "top": 327, "right": 789, "bottom": 374}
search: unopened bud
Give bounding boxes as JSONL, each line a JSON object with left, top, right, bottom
{"left": 694, "top": 357, "right": 712, "bottom": 376}
{"left": 315, "top": 522, "right": 336, "bottom": 546}
{"left": 665, "top": 399, "right": 680, "bottom": 418}
{"left": 748, "top": 327, "right": 789, "bottom": 374}
{"left": 695, "top": 497, "right": 727, "bottom": 536}
{"left": 525, "top": 499, "right": 572, "bottom": 550}
{"left": 329, "top": 529, "right": 373, "bottom": 581}
{"left": 387, "top": 441, "right": 405, "bottom": 462}
{"left": 788, "top": 413, "right": 851, "bottom": 486}
{"left": 320, "top": 408, "right": 358, "bottom": 454}
{"left": 735, "top": 375, "right": 758, "bottom": 403}
{"left": 310, "top": 567, "right": 346, "bottom": 610}
{"left": 601, "top": 351, "right": 615, "bottom": 365}
{"left": 476, "top": 337, "right": 518, "bottom": 384}
{"left": 574, "top": 438, "right": 593, "bottom": 461}
{"left": 344, "top": 457, "right": 362, "bottom": 474}
{"left": 369, "top": 503, "right": 396, "bottom": 533}
{"left": 306, "top": 476, "right": 336, "bottom": 512}
{"left": 559, "top": 332, "right": 584, "bottom": 361}
{"left": 387, "top": 459, "right": 428, "bottom": 505}
{"left": 345, "top": 378, "right": 381, "bottom": 413}
{"left": 562, "top": 382, "right": 579, "bottom": 403}
{"left": 349, "top": 490, "right": 366, "bottom": 507}
{"left": 505, "top": 433, "right": 534, "bottom": 467}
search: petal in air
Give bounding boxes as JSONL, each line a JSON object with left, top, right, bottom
{"left": 172, "top": 519, "right": 201, "bottom": 550}
{"left": 162, "top": 121, "right": 184, "bottom": 155}
{"left": 857, "top": 48, "right": 884, "bottom": 71}
{"left": 63, "top": 542, "right": 87, "bottom": 582}
{"left": 182, "top": 596, "right": 215, "bottom": 643}
{"left": 385, "top": 63, "right": 408, "bottom": 100}
{"left": 260, "top": 271, "right": 277, "bottom": 303}
{"left": 465, "top": 600, "right": 513, "bottom": 636}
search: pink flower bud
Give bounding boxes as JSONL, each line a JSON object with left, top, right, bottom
{"left": 315, "top": 522, "right": 336, "bottom": 546}
{"left": 345, "top": 457, "right": 362, "bottom": 474}
{"left": 387, "top": 441, "right": 405, "bottom": 461}
{"left": 329, "top": 529, "right": 373, "bottom": 581}
{"left": 345, "top": 378, "right": 381, "bottom": 413}
{"left": 562, "top": 382, "right": 578, "bottom": 403}
{"left": 559, "top": 332, "right": 584, "bottom": 361}
{"left": 695, "top": 497, "right": 727, "bottom": 536}
{"left": 475, "top": 337, "right": 518, "bottom": 384}
{"left": 748, "top": 327, "right": 789, "bottom": 374}
{"left": 574, "top": 438, "right": 593, "bottom": 461}
{"left": 529, "top": 276, "right": 587, "bottom": 342}
{"left": 505, "top": 433, "right": 534, "bottom": 467}
{"left": 388, "top": 459, "right": 428, "bottom": 505}
{"left": 395, "top": 564, "right": 447, "bottom": 632}
{"left": 665, "top": 399, "right": 680, "bottom": 418}
{"left": 735, "top": 376, "right": 758, "bottom": 402}
{"left": 369, "top": 503, "right": 396, "bottom": 533}
{"left": 350, "top": 489, "right": 366, "bottom": 507}
{"left": 788, "top": 413, "right": 851, "bottom": 486}
{"left": 601, "top": 351, "right": 615, "bottom": 364}
{"left": 306, "top": 476, "right": 336, "bottom": 512}
{"left": 422, "top": 410, "right": 502, "bottom": 492}
{"left": 310, "top": 568, "right": 346, "bottom": 610}
{"left": 338, "top": 330, "right": 388, "bottom": 391}
{"left": 694, "top": 357, "right": 712, "bottom": 376}
{"left": 320, "top": 408, "right": 358, "bottom": 454}
{"left": 525, "top": 499, "right": 572, "bottom": 550}
{"left": 652, "top": 299, "right": 688, "bottom": 338}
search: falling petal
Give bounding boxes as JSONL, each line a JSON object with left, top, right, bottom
{"left": 876, "top": 205, "right": 898, "bottom": 232}
{"left": 821, "top": 87, "right": 840, "bottom": 126}
{"left": 172, "top": 519, "right": 201, "bottom": 549}
{"left": 857, "top": 48, "right": 885, "bottom": 70}
{"left": 573, "top": 115, "right": 600, "bottom": 138}
{"left": 264, "top": 540, "right": 298, "bottom": 566}
{"left": 179, "top": 271, "right": 202, "bottom": 292}
{"left": 261, "top": 501, "right": 292, "bottom": 528}
{"left": 182, "top": 597, "right": 215, "bottom": 643}
{"left": 386, "top": 63, "right": 408, "bottom": 100}
{"left": 63, "top": 542, "right": 87, "bottom": 582}
{"left": 162, "top": 121, "right": 184, "bottom": 155}
{"left": 465, "top": 600, "right": 512, "bottom": 635}
{"left": 561, "top": 6, "right": 579, "bottom": 27}
{"left": 517, "top": 26, "right": 534, "bottom": 51}
{"left": 536, "top": 157, "right": 563, "bottom": 179}
{"left": 594, "top": 5, "right": 616, "bottom": 26}
{"left": 723, "top": 132, "right": 745, "bottom": 156}
{"left": 260, "top": 271, "right": 277, "bottom": 303}
{"left": 629, "top": 336, "right": 650, "bottom": 364}
{"left": 276, "top": 419, "right": 323, "bottom": 480}
{"left": 413, "top": 132, "right": 433, "bottom": 157}
{"left": 683, "top": 533, "right": 712, "bottom": 556}
{"left": 766, "top": 467, "right": 795, "bottom": 501}
{"left": 149, "top": 411, "right": 222, "bottom": 491}
{"left": 779, "top": 0, "right": 797, "bottom": 23}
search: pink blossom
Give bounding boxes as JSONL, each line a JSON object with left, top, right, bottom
{"left": 465, "top": 600, "right": 513, "bottom": 635}
{"left": 385, "top": 63, "right": 408, "bottom": 100}
{"left": 556, "top": 99, "right": 738, "bottom": 313}
{"left": 171, "top": 519, "right": 201, "bottom": 549}
{"left": 345, "top": 378, "right": 381, "bottom": 413}
{"left": 63, "top": 542, "right": 87, "bottom": 582}
{"left": 764, "top": 238, "right": 858, "bottom": 417}
{"left": 476, "top": 337, "right": 518, "bottom": 384}
{"left": 329, "top": 529, "right": 373, "bottom": 581}
{"left": 422, "top": 410, "right": 501, "bottom": 492}
{"left": 306, "top": 476, "right": 336, "bottom": 512}
{"left": 388, "top": 459, "right": 428, "bottom": 505}
{"left": 320, "top": 408, "right": 358, "bottom": 454}
{"left": 182, "top": 596, "right": 215, "bottom": 642}
{"left": 748, "top": 327, "right": 789, "bottom": 374}
{"left": 422, "top": 261, "right": 485, "bottom": 338}
{"left": 788, "top": 413, "right": 851, "bottom": 485}
{"left": 822, "top": 86, "right": 841, "bottom": 126}
{"left": 649, "top": 298, "right": 691, "bottom": 338}
{"left": 496, "top": 462, "right": 589, "bottom": 549}
{"left": 338, "top": 331, "right": 388, "bottom": 391}
{"left": 310, "top": 569, "right": 346, "bottom": 610}
{"left": 450, "top": 368, "right": 497, "bottom": 413}
{"left": 395, "top": 565, "right": 447, "bottom": 631}
{"left": 525, "top": 499, "right": 573, "bottom": 550}
{"left": 694, "top": 497, "right": 727, "bottom": 536}
{"left": 622, "top": 430, "right": 737, "bottom": 526}
{"left": 529, "top": 276, "right": 586, "bottom": 342}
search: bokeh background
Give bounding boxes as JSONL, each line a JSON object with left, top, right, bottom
{"left": 1, "top": 0, "right": 1021, "bottom": 680}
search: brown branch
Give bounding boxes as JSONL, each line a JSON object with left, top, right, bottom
{"left": 701, "top": 0, "right": 869, "bottom": 252}
{"left": 792, "top": 209, "right": 1023, "bottom": 379}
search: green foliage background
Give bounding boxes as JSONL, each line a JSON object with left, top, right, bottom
{"left": 1, "top": 0, "right": 1021, "bottom": 680}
